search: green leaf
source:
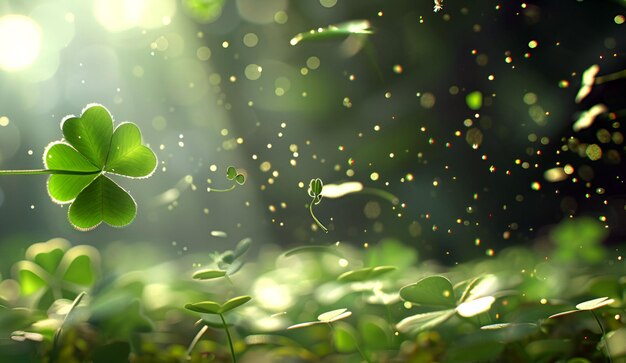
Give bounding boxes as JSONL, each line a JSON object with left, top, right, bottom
{"left": 59, "top": 244, "right": 99, "bottom": 287}
{"left": 220, "top": 295, "right": 251, "bottom": 313}
{"left": 318, "top": 308, "right": 352, "bottom": 322}
{"left": 599, "top": 328, "right": 626, "bottom": 358}
{"left": 185, "top": 301, "right": 222, "bottom": 315}
{"left": 575, "top": 296, "right": 615, "bottom": 310}
{"left": 62, "top": 105, "right": 113, "bottom": 168}
{"left": 480, "top": 323, "right": 539, "bottom": 343}
{"left": 192, "top": 269, "right": 227, "bottom": 280}
{"left": 358, "top": 315, "right": 391, "bottom": 350}
{"left": 235, "top": 174, "right": 245, "bottom": 185}
{"left": 337, "top": 266, "right": 397, "bottom": 282}
{"left": 44, "top": 142, "right": 100, "bottom": 173}
{"left": 283, "top": 245, "right": 344, "bottom": 258}
{"left": 226, "top": 166, "right": 237, "bottom": 180}
{"left": 105, "top": 123, "right": 157, "bottom": 178}
{"left": 233, "top": 238, "right": 252, "bottom": 259}
{"left": 42, "top": 105, "right": 157, "bottom": 229}
{"left": 456, "top": 296, "right": 496, "bottom": 317}
{"left": 68, "top": 175, "right": 137, "bottom": 230}
{"left": 290, "top": 20, "right": 373, "bottom": 46}
{"left": 465, "top": 91, "right": 483, "bottom": 110}
{"left": 332, "top": 322, "right": 358, "bottom": 353}
{"left": 16, "top": 264, "right": 47, "bottom": 295}
{"left": 309, "top": 178, "right": 323, "bottom": 196}
{"left": 551, "top": 217, "right": 607, "bottom": 264}
{"left": 396, "top": 309, "right": 455, "bottom": 334}
{"left": 182, "top": 0, "right": 225, "bottom": 23}
{"left": 44, "top": 143, "right": 101, "bottom": 201}
{"left": 399, "top": 276, "right": 456, "bottom": 308}
{"left": 32, "top": 244, "right": 66, "bottom": 275}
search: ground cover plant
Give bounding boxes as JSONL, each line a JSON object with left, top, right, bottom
{"left": 0, "top": 0, "right": 625, "bottom": 362}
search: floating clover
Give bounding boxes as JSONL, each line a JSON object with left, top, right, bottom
{"left": 208, "top": 165, "right": 245, "bottom": 192}
{"left": 307, "top": 178, "right": 328, "bottom": 233}
{"left": 0, "top": 104, "right": 157, "bottom": 230}
{"left": 396, "top": 275, "right": 497, "bottom": 334}
{"left": 287, "top": 308, "right": 353, "bottom": 330}
{"left": 206, "top": 237, "right": 252, "bottom": 276}
{"left": 290, "top": 20, "right": 373, "bottom": 46}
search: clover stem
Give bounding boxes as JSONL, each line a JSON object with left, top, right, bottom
{"left": 328, "top": 322, "right": 372, "bottom": 363}
{"left": 219, "top": 313, "right": 237, "bottom": 363}
{"left": 0, "top": 169, "right": 100, "bottom": 176}
{"left": 591, "top": 310, "right": 612, "bottom": 363}
{"left": 309, "top": 199, "right": 328, "bottom": 233}
{"left": 186, "top": 325, "right": 209, "bottom": 360}
{"left": 208, "top": 184, "right": 236, "bottom": 193}
{"left": 53, "top": 292, "right": 86, "bottom": 351}
{"left": 360, "top": 187, "right": 399, "bottom": 205}
{"left": 595, "top": 69, "right": 626, "bottom": 85}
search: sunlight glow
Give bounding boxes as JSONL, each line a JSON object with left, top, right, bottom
{"left": 0, "top": 15, "right": 42, "bottom": 71}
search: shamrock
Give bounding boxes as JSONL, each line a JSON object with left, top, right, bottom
{"left": 43, "top": 104, "right": 157, "bottom": 230}
{"left": 307, "top": 178, "right": 328, "bottom": 233}
{"left": 12, "top": 238, "right": 99, "bottom": 309}
{"left": 207, "top": 165, "right": 245, "bottom": 192}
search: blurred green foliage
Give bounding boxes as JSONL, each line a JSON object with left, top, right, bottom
{"left": 0, "top": 218, "right": 623, "bottom": 362}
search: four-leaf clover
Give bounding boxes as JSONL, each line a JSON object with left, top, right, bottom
{"left": 44, "top": 104, "right": 157, "bottom": 230}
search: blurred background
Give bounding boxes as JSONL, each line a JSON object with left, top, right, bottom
{"left": 0, "top": 0, "right": 624, "bottom": 267}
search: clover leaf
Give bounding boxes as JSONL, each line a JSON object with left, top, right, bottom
{"left": 48, "top": 104, "right": 157, "bottom": 230}
{"left": 396, "top": 275, "right": 497, "bottom": 334}
{"left": 0, "top": 104, "right": 157, "bottom": 230}
{"left": 11, "top": 238, "right": 100, "bottom": 310}
{"left": 307, "top": 178, "right": 328, "bottom": 233}
{"left": 208, "top": 165, "right": 246, "bottom": 192}
{"left": 287, "top": 308, "right": 353, "bottom": 330}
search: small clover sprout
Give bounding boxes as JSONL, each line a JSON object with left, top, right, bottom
{"left": 208, "top": 238, "right": 252, "bottom": 276}
{"left": 208, "top": 166, "right": 246, "bottom": 192}
{"left": 185, "top": 296, "right": 251, "bottom": 363}
{"left": 307, "top": 178, "right": 328, "bottom": 233}
{"left": 0, "top": 104, "right": 157, "bottom": 230}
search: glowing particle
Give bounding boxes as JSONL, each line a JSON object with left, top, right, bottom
{"left": 558, "top": 80, "right": 569, "bottom": 88}
{"left": 530, "top": 181, "right": 541, "bottom": 191}
{"left": 615, "top": 15, "right": 625, "bottom": 25}
{"left": 486, "top": 249, "right": 494, "bottom": 256}
{"left": 393, "top": 64, "right": 403, "bottom": 74}
{"left": 528, "top": 40, "right": 538, "bottom": 49}
{"left": 585, "top": 144, "right": 602, "bottom": 160}
{"left": 306, "top": 56, "right": 320, "bottom": 70}
{"left": 370, "top": 172, "right": 379, "bottom": 181}
{"left": 0, "top": 116, "right": 9, "bottom": 126}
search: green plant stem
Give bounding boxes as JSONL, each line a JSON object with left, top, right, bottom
{"left": 309, "top": 200, "right": 328, "bottom": 233}
{"left": 219, "top": 313, "right": 237, "bottom": 363}
{"left": 0, "top": 169, "right": 99, "bottom": 176}
{"left": 360, "top": 188, "right": 399, "bottom": 205}
{"left": 591, "top": 310, "right": 612, "bottom": 363}
{"left": 328, "top": 323, "right": 372, "bottom": 363}
{"left": 595, "top": 69, "right": 626, "bottom": 85}
{"left": 52, "top": 292, "right": 86, "bottom": 363}
{"left": 186, "top": 325, "right": 209, "bottom": 360}
{"left": 208, "top": 184, "right": 236, "bottom": 192}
